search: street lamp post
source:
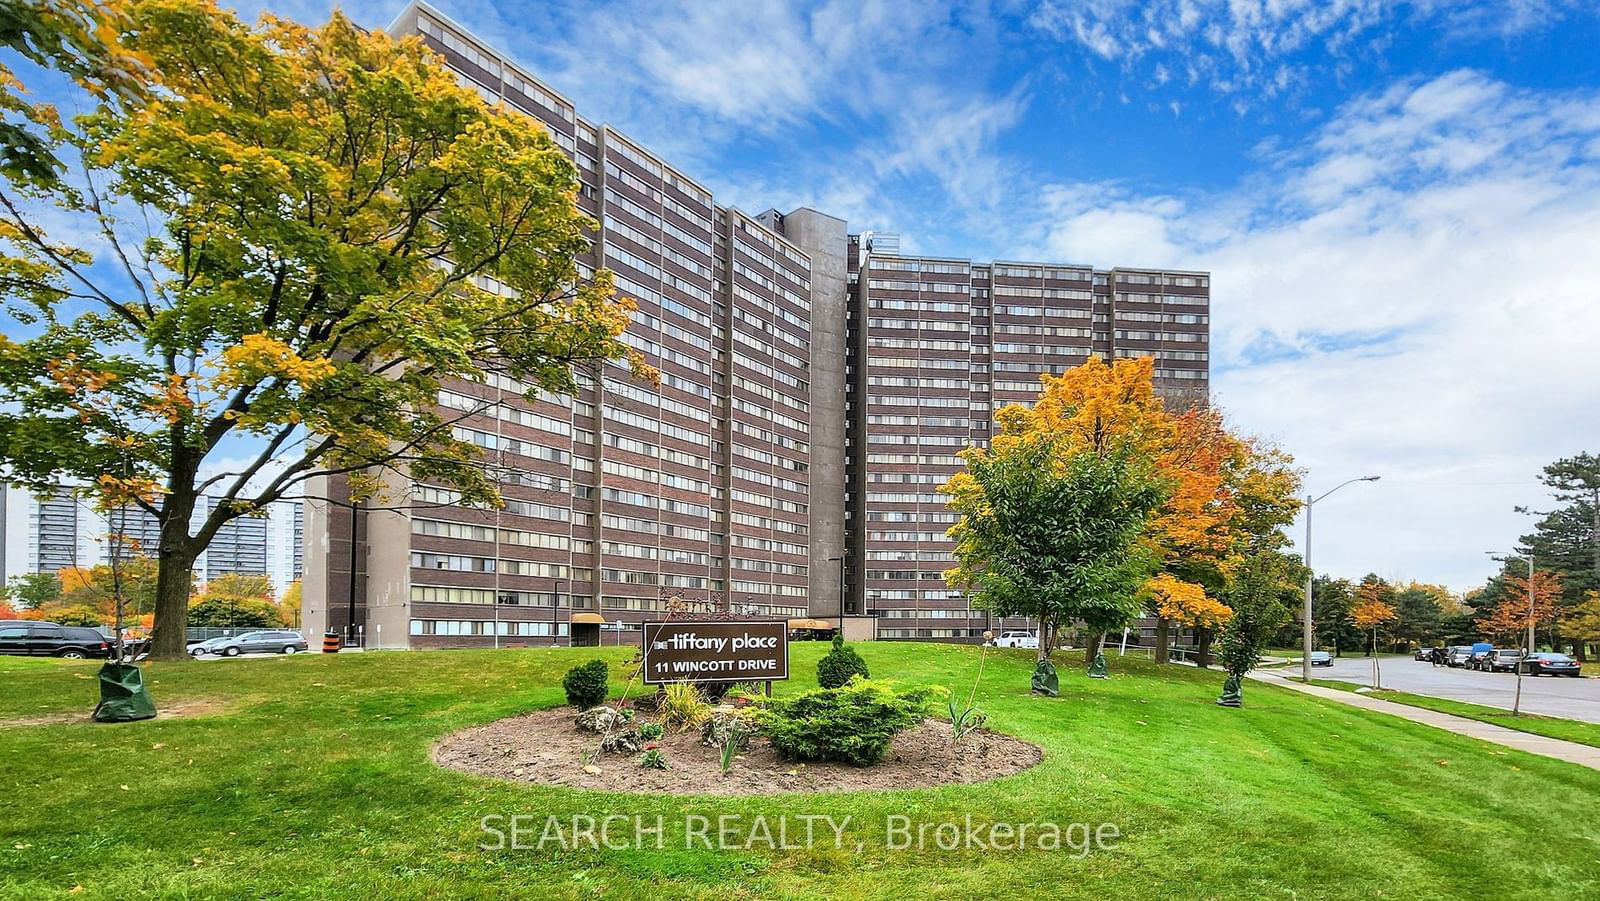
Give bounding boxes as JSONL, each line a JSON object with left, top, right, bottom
{"left": 1487, "top": 551, "right": 1535, "bottom": 716}
{"left": 1302, "top": 476, "right": 1381, "bottom": 684}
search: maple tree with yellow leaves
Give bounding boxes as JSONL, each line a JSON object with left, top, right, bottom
{"left": 0, "top": 1, "right": 649, "bottom": 658}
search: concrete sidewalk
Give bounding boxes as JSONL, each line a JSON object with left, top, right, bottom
{"left": 1249, "top": 670, "right": 1600, "bottom": 771}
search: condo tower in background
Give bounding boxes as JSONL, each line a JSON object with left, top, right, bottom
{"left": 298, "top": 2, "right": 1210, "bottom": 649}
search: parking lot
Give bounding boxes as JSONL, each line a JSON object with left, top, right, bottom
{"left": 1314, "top": 654, "right": 1600, "bottom": 724}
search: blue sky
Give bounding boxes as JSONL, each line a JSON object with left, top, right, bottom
{"left": 23, "top": 0, "right": 1600, "bottom": 591}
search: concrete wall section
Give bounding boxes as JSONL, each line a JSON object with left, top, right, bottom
{"left": 766, "top": 207, "right": 848, "bottom": 621}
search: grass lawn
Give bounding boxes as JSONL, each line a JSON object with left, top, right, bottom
{"left": 1300, "top": 676, "right": 1600, "bottom": 750}
{"left": 4, "top": 644, "right": 1600, "bottom": 899}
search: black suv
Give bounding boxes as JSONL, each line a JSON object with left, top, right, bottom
{"left": 0, "top": 621, "right": 111, "bottom": 659}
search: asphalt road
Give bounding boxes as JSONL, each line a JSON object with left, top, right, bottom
{"left": 1313, "top": 654, "right": 1600, "bottom": 724}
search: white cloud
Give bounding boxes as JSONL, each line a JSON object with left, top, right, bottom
{"left": 1024, "top": 70, "right": 1600, "bottom": 590}
{"left": 233, "top": 0, "right": 1029, "bottom": 247}
{"left": 91, "top": 3, "right": 1600, "bottom": 593}
{"left": 1027, "top": 0, "right": 1595, "bottom": 105}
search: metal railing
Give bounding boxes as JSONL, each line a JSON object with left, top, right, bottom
{"left": 186, "top": 627, "right": 305, "bottom": 642}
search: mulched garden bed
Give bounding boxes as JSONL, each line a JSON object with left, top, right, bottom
{"left": 432, "top": 707, "right": 1043, "bottom": 796}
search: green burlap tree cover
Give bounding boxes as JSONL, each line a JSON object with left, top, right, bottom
{"left": 1088, "top": 653, "right": 1109, "bottom": 679}
{"left": 1030, "top": 658, "right": 1059, "bottom": 696}
{"left": 94, "top": 662, "right": 157, "bottom": 722}
{"left": 1216, "top": 673, "right": 1243, "bottom": 708}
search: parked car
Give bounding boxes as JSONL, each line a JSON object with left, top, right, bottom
{"left": 1466, "top": 643, "right": 1494, "bottom": 669}
{"left": 1415, "top": 647, "right": 1443, "bottom": 661}
{"left": 191, "top": 630, "right": 308, "bottom": 657}
{"left": 1446, "top": 646, "right": 1474, "bottom": 667}
{"left": 992, "top": 631, "right": 1039, "bottom": 649}
{"left": 0, "top": 621, "right": 111, "bottom": 659}
{"left": 1480, "top": 648, "right": 1523, "bottom": 672}
{"left": 1521, "top": 652, "right": 1583, "bottom": 677}
{"left": 1309, "top": 650, "right": 1333, "bottom": 667}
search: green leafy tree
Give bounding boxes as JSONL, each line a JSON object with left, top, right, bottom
{"left": 2, "top": 571, "right": 62, "bottom": 610}
{"left": 1517, "top": 452, "right": 1600, "bottom": 658}
{"left": 0, "top": 1, "right": 648, "bottom": 658}
{"left": 945, "top": 433, "right": 1166, "bottom": 668}
{"left": 1216, "top": 551, "right": 1300, "bottom": 707}
{"left": 1392, "top": 582, "right": 1449, "bottom": 649}
{"left": 1309, "top": 576, "right": 1360, "bottom": 655}
{"left": 0, "top": 0, "right": 144, "bottom": 185}
{"left": 1438, "top": 608, "right": 1482, "bottom": 646}
{"left": 188, "top": 573, "right": 280, "bottom": 628}
{"left": 1538, "top": 453, "right": 1600, "bottom": 578}
{"left": 186, "top": 597, "right": 281, "bottom": 628}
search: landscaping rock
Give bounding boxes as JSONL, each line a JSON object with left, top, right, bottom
{"left": 599, "top": 729, "right": 641, "bottom": 754}
{"left": 700, "top": 710, "right": 760, "bottom": 749}
{"left": 575, "top": 706, "right": 628, "bottom": 733}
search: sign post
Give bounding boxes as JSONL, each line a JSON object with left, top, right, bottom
{"left": 641, "top": 620, "right": 789, "bottom": 685}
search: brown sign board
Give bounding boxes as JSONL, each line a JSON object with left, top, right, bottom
{"left": 641, "top": 620, "right": 789, "bottom": 685}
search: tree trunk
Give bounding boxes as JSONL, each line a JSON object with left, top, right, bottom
{"left": 1037, "top": 614, "right": 1057, "bottom": 664}
{"left": 1085, "top": 631, "right": 1103, "bottom": 669}
{"left": 1195, "top": 627, "right": 1213, "bottom": 669}
{"left": 148, "top": 487, "right": 199, "bottom": 661}
{"left": 149, "top": 546, "right": 197, "bottom": 659}
{"left": 1154, "top": 616, "right": 1170, "bottom": 664}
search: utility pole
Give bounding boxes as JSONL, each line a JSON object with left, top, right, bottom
{"left": 1302, "top": 475, "right": 1382, "bottom": 683}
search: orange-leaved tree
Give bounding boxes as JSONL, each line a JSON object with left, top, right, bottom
{"left": 1477, "top": 570, "right": 1562, "bottom": 646}
{"left": 1146, "top": 408, "right": 1300, "bottom": 666}
{"left": 1351, "top": 583, "right": 1398, "bottom": 688}
{"left": 945, "top": 357, "right": 1172, "bottom": 675}
{"left": 959, "top": 357, "right": 1300, "bottom": 669}
{"left": 1146, "top": 572, "right": 1233, "bottom": 630}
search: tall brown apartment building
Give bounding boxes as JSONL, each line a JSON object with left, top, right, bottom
{"left": 845, "top": 238, "right": 1210, "bottom": 639}
{"left": 300, "top": 2, "right": 1208, "bottom": 649}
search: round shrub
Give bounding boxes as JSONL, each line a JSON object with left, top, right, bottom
{"left": 760, "top": 679, "right": 933, "bottom": 766}
{"left": 562, "top": 659, "right": 609, "bottom": 709}
{"left": 816, "top": 633, "right": 869, "bottom": 688}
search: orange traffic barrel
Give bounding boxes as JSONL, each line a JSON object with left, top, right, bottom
{"left": 322, "top": 632, "right": 342, "bottom": 654}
